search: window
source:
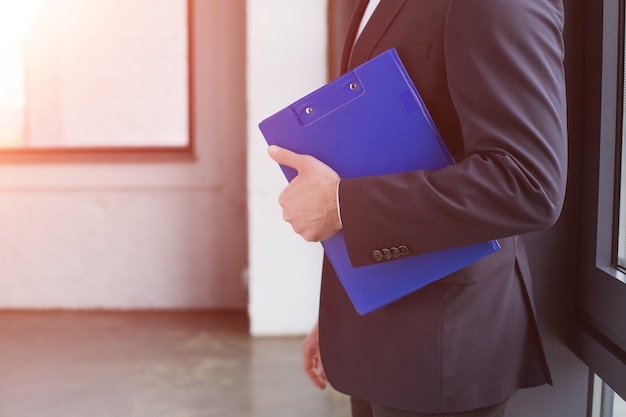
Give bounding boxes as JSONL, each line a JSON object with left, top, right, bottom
{"left": 591, "top": 376, "right": 626, "bottom": 417}
{"left": 618, "top": 0, "right": 626, "bottom": 270}
{"left": 0, "top": 0, "right": 190, "bottom": 152}
{"left": 0, "top": 1, "right": 42, "bottom": 147}
{"left": 575, "top": 0, "right": 626, "bottom": 404}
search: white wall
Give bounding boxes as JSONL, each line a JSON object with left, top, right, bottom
{"left": 0, "top": 0, "right": 327, "bottom": 333}
{"left": 0, "top": 0, "right": 248, "bottom": 310}
{"left": 247, "top": 0, "right": 328, "bottom": 336}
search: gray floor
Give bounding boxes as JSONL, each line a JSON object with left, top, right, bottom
{"left": 0, "top": 311, "right": 350, "bottom": 417}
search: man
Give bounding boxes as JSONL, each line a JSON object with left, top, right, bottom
{"left": 268, "top": 0, "right": 567, "bottom": 416}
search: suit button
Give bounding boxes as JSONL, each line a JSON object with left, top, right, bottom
{"left": 382, "top": 248, "right": 392, "bottom": 260}
{"left": 399, "top": 246, "right": 410, "bottom": 256}
{"left": 391, "top": 247, "right": 400, "bottom": 258}
{"left": 372, "top": 250, "right": 383, "bottom": 262}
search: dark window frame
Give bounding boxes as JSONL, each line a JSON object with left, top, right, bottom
{"left": 575, "top": 0, "right": 626, "bottom": 401}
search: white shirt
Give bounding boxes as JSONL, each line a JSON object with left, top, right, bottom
{"left": 356, "top": 0, "right": 382, "bottom": 40}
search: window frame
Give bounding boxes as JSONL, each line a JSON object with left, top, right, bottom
{"left": 576, "top": 0, "right": 626, "bottom": 401}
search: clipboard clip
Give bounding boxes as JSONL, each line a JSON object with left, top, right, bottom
{"left": 293, "top": 74, "right": 364, "bottom": 126}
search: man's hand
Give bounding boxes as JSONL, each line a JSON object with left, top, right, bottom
{"left": 268, "top": 145, "right": 341, "bottom": 242}
{"left": 302, "top": 321, "right": 327, "bottom": 389}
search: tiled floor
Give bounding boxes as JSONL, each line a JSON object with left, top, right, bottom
{"left": 0, "top": 311, "right": 350, "bottom": 417}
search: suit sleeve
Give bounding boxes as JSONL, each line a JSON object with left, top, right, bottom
{"left": 338, "top": 0, "right": 568, "bottom": 267}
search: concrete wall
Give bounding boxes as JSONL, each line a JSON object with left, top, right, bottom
{"left": 0, "top": 0, "right": 248, "bottom": 310}
{"left": 246, "top": 0, "right": 328, "bottom": 336}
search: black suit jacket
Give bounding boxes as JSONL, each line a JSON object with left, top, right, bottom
{"left": 318, "top": 0, "right": 567, "bottom": 413}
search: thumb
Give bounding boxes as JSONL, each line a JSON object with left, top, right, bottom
{"left": 268, "top": 145, "right": 310, "bottom": 173}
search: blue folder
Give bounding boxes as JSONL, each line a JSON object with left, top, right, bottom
{"left": 259, "top": 48, "right": 500, "bottom": 314}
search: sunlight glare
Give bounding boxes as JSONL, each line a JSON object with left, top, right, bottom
{"left": 0, "top": 0, "right": 45, "bottom": 145}
{"left": 0, "top": 0, "right": 45, "bottom": 56}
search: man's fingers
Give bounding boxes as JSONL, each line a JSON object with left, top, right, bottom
{"left": 306, "top": 366, "right": 327, "bottom": 390}
{"left": 268, "top": 145, "right": 309, "bottom": 173}
{"left": 302, "top": 322, "right": 327, "bottom": 390}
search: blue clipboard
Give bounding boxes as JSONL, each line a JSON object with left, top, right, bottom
{"left": 259, "top": 48, "right": 500, "bottom": 314}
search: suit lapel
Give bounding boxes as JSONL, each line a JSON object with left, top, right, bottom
{"left": 340, "top": 0, "right": 370, "bottom": 74}
{"left": 346, "top": 0, "right": 407, "bottom": 70}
